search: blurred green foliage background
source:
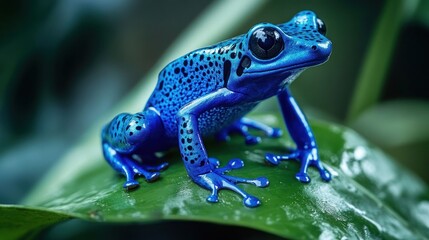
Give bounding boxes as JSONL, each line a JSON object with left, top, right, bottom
{"left": 0, "top": 0, "right": 428, "bottom": 239}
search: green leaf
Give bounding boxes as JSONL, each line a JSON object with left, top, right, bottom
{"left": 7, "top": 1, "right": 428, "bottom": 238}
{"left": 19, "top": 115, "right": 429, "bottom": 239}
{"left": 0, "top": 205, "right": 70, "bottom": 240}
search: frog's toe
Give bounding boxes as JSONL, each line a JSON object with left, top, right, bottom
{"left": 127, "top": 160, "right": 163, "bottom": 182}
{"left": 270, "top": 128, "right": 283, "bottom": 138}
{"left": 244, "top": 196, "right": 261, "bottom": 208}
{"left": 255, "top": 177, "right": 270, "bottom": 187}
{"left": 227, "top": 158, "right": 244, "bottom": 169}
{"left": 207, "top": 192, "right": 219, "bottom": 203}
{"left": 145, "top": 172, "right": 160, "bottom": 182}
{"left": 265, "top": 151, "right": 300, "bottom": 166}
{"left": 215, "top": 158, "right": 243, "bottom": 173}
{"left": 221, "top": 174, "right": 270, "bottom": 188}
{"left": 123, "top": 180, "right": 139, "bottom": 190}
{"left": 313, "top": 160, "right": 332, "bottom": 182}
{"left": 265, "top": 153, "right": 280, "bottom": 166}
{"left": 159, "top": 162, "right": 169, "bottom": 171}
{"left": 296, "top": 172, "right": 311, "bottom": 183}
{"left": 208, "top": 158, "right": 220, "bottom": 167}
{"left": 320, "top": 169, "right": 332, "bottom": 182}
{"left": 245, "top": 135, "right": 261, "bottom": 145}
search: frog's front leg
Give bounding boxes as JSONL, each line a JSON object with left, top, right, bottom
{"left": 265, "top": 88, "right": 331, "bottom": 183}
{"left": 178, "top": 88, "right": 269, "bottom": 208}
{"left": 216, "top": 117, "right": 282, "bottom": 145}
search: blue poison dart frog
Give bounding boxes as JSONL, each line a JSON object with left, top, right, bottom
{"left": 101, "top": 11, "right": 332, "bottom": 208}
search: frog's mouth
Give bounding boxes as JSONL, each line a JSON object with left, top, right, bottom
{"left": 246, "top": 58, "right": 328, "bottom": 76}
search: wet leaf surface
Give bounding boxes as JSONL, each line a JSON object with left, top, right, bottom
{"left": 13, "top": 114, "right": 429, "bottom": 239}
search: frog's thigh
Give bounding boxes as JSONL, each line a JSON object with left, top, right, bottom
{"left": 105, "top": 109, "right": 167, "bottom": 152}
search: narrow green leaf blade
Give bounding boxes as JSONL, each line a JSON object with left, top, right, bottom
{"left": 346, "top": 0, "right": 419, "bottom": 122}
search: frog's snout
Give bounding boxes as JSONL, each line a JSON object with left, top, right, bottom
{"left": 310, "top": 40, "right": 332, "bottom": 62}
{"left": 291, "top": 10, "right": 332, "bottom": 61}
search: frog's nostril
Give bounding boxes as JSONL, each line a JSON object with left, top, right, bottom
{"left": 311, "top": 45, "right": 317, "bottom": 51}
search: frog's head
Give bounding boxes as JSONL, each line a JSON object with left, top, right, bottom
{"left": 228, "top": 11, "right": 332, "bottom": 98}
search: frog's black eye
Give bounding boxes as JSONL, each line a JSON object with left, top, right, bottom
{"left": 249, "top": 27, "right": 284, "bottom": 60}
{"left": 316, "top": 18, "right": 327, "bottom": 36}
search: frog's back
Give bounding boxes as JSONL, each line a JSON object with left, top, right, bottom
{"left": 146, "top": 37, "right": 244, "bottom": 137}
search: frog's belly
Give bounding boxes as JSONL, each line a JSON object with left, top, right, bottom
{"left": 197, "top": 102, "right": 258, "bottom": 137}
{"left": 155, "top": 101, "right": 258, "bottom": 139}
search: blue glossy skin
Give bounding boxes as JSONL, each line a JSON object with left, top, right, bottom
{"left": 102, "top": 11, "right": 332, "bottom": 208}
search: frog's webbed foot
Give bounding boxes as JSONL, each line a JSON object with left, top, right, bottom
{"left": 194, "top": 158, "right": 269, "bottom": 208}
{"left": 265, "top": 149, "right": 331, "bottom": 183}
{"left": 103, "top": 143, "right": 168, "bottom": 190}
{"left": 123, "top": 160, "right": 161, "bottom": 189}
{"left": 122, "top": 158, "right": 168, "bottom": 190}
{"left": 216, "top": 117, "right": 282, "bottom": 145}
{"left": 121, "top": 159, "right": 168, "bottom": 190}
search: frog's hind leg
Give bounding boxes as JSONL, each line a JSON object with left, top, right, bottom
{"left": 101, "top": 111, "right": 167, "bottom": 190}
{"left": 216, "top": 117, "right": 282, "bottom": 145}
